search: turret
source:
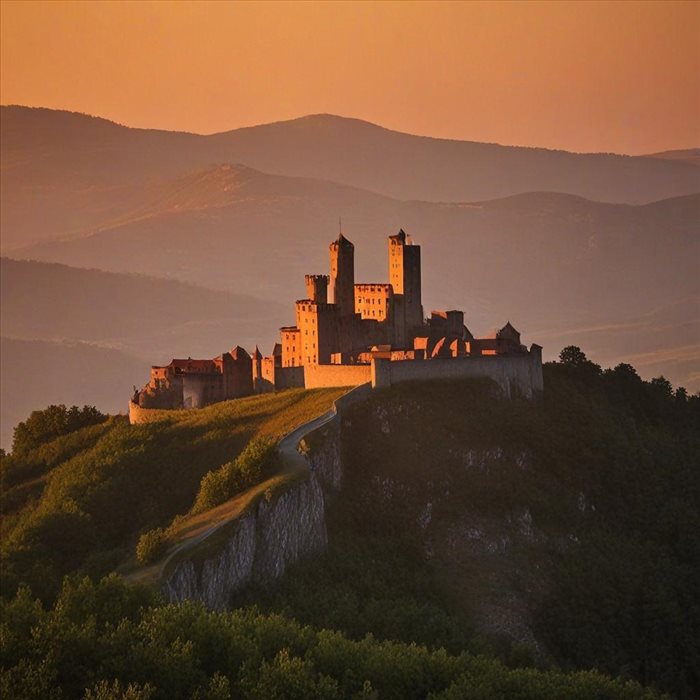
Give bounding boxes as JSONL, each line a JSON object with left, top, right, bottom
{"left": 305, "top": 274, "right": 329, "bottom": 303}
{"left": 329, "top": 233, "right": 355, "bottom": 317}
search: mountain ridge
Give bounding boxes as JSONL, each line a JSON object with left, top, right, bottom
{"left": 3, "top": 106, "right": 698, "bottom": 253}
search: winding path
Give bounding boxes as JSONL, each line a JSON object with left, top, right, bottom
{"left": 126, "top": 384, "right": 369, "bottom": 586}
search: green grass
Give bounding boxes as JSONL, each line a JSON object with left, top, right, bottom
{"left": 1, "top": 388, "right": 345, "bottom": 601}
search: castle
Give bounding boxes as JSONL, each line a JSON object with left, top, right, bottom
{"left": 131, "top": 230, "right": 543, "bottom": 419}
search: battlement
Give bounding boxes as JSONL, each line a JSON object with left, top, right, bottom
{"left": 295, "top": 299, "right": 335, "bottom": 312}
{"left": 354, "top": 283, "right": 393, "bottom": 292}
{"left": 305, "top": 274, "right": 329, "bottom": 303}
{"left": 305, "top": 274, "right": 330, "bottom": 282}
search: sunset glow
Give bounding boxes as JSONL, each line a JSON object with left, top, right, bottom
{"left": 1, "top": 0, "right": 698, "bottom": 153}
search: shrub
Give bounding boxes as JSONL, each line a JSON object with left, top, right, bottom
{"left": 192, "top": 436, "right": 278, "bottom": 514}
{"left": 135, "top": 528, "right": 168, "bottom": 565}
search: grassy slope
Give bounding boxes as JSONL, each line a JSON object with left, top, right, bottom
{"left": 0, "top": 388, "right": 345, "bottom": 600}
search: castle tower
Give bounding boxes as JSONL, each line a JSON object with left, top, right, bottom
{"left": 329, "top": 233, "right": 355, "bottom": 317}
{"left": 305, "top": 274, "right": 329, "bottom": 303}
{"left": 388, "top": 229, "right": 423, "bottom": 345}
{"left": 252, "top": 345, "right": 263, "bottom": 392}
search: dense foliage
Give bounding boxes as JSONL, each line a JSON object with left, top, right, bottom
{"left": 192, "top": 436, "right": 278, "bottom": 514}
{"left": 0, "top": 576, "right": 661, "bottom": 700}
{"left": 11, "top": 404, "right": 107, "bottom": 457}
{"left": 135, "top": 529, "right": 168, "bottom": 565}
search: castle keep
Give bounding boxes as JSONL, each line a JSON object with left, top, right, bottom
{"left": 130, "top": 230, "right": 543, "bottom": 418}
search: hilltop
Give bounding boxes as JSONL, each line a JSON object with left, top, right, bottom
{"left": 1, "top": 354, "right": 698, "bottom": 697}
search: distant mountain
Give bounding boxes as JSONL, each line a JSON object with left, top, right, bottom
{"left": 0, "top": 337, "right": 147, "bottom": 450}
{"left": 13, "top": 166, "right": 699, "bottom": 391}
{"left": 2, "top": 106, "right": 699, "bottom": 249}
{"left": 0, "top": 258, "right": 285, "bottom": 358}
{"left": 645, "top": 148, "right": 700, "bottom": 165}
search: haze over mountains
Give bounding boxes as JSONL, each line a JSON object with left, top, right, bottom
{"left": 2, "top": 105, "right": 699, "bottom": 250}
{"left": 1, "top": 105, "right": 698, "bottom": 446}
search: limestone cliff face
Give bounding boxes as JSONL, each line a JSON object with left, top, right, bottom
{"left": 163, "top": 409, "right": 346, "bottom": 610}
{"left": 164, "top": 476, "right": 328, "bottom": 610}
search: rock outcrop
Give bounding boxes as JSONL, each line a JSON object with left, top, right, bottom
{"left": 162, "top": 384, "right": 365, "bottom": 609}
{"left": 164, "top": 476, "right": 327, "bottom": 609}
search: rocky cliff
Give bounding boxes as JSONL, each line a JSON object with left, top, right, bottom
{"left": 162, "top": 393, "right": 349, "bottom": 609}
{"left": 164, "top": 476, "right": 328, "bottom": 609}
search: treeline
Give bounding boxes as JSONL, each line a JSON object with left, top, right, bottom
{"left": 0, "top": 576, "right": 661, "bottom": 700}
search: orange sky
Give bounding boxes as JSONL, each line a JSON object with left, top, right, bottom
{"left": 1, "top": 0, "right": 698, "bottom": 154}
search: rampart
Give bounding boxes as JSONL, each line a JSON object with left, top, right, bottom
{"left": 303, "top": 363, "right": 372, "bottom": 389}
{"left": 128, "top": 400, "right": 170, "bottom": 425}
{"left": 371, "top": 345, "right": 543, "bottom": 398}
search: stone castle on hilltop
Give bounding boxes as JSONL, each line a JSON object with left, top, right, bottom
{"left": 130, "top": 230, "right": 543, "bottom": 421}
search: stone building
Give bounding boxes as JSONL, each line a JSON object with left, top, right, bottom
{"left": 130, "top": 228, "right": 543, "bottom": 419}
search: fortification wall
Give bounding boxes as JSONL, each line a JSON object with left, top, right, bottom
{"left": 371, "top": 345, "right": 543, "bottom": 398}
{"left": 128, "top": 400, "right": 172, "bottom": 425}
{"left": 304, "top": 363, "right": 372, "bottom": 389}
{"left": 275, "top": 366, "right": 305, "bottom": 389}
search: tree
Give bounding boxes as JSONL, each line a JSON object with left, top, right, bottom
{"left": 559, "top": 346, "right": 588, "bottom": 367}
{"left": 12, "top": 405, "right": 106, "bottom": 455}
{"left": 650, "top": 376, "right": 673, "bottom": 398}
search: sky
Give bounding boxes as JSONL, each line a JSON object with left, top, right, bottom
{"left": 1, "top": 0, "right": 698, "bottom": 154}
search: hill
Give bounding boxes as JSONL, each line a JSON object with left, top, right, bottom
{"left": 0, "top": 258, "right": 285, "bottom": 357}
{"left": 240, "top": 361, "right": 700, "bottom": 697}
{"left": 0, "top": 387, "right": 346, "bottom": 597}
{"left": 13, "top": 169, "right": 700, "bottom": 391}
{"left": 2, "top": 106, "right": 699, "bottom": 250}
{"left": 645, "top": 148, "right": 700, "bottom": 165}
{"left": 1, "top": 356, "right": 697, "bottom": 698}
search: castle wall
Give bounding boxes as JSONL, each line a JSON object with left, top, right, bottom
{"left": 281, "top": 328, "right": 302, "bottom": 367}
{"left": 275, "top": 366, "right": 305, "bottom": 389}
{"left": 261, "top": 357, "right": 277, "bottom": 390}
{"left": 304, "top": 363, "right": 372, "bottom": 389}
{"left": 295, "top": 301, "right": 340, "bottom": 365}
{"left": 228, "top": 356, "right": 253, "bottom": 398}
{"left": 354, "top": 284, "right": 392, "bottom": 322}
{"left": 182, "top": 374, "right": 221, "bottom": 408}
{"left": 371, "top": 345, "right": 543, "bottom": 398}
{"left": 129, "top": 400, "right": 171, "bottom": 425}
